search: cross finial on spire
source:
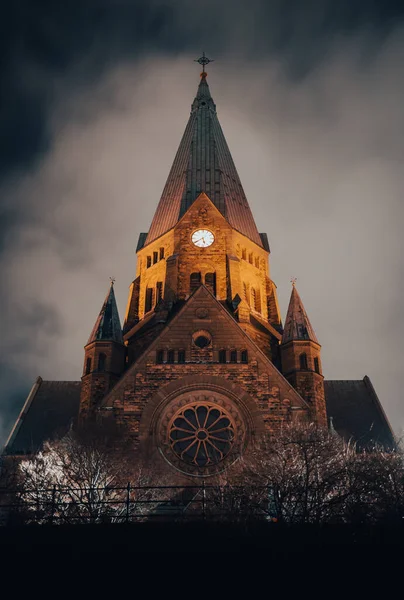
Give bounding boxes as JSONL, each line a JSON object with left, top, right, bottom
{"left": 291, "top": 277, "right": 297, "bottom": 287}
{"left": 109, "top": 277, "right": 116, "bottom": 286}
{"left": 194, "top": 51, "right": 214, "bottom": 76}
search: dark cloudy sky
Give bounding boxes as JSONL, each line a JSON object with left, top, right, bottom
{"left": 1, "top": 0, "right": 404, "bottom": 445}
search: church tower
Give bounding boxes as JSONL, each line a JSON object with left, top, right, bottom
{"left": 78, "top": 60, "right": 326, "bottom": 478}
{"left": 79, "top": 281, "right": 125, "bottom": 420}
{"left": 280, "top": 282, "right": 327, "bottom": 426}
{"left": 123, "top": 68, "right": 282, "bottom": 367}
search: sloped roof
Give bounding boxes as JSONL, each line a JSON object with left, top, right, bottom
{"left": 87, "top": 282, "right": 123, "bottom": 345}
{"left": 145, "top": 73, "right": 263, "bottom": 247}
{"left": 3, "top": 378, "right": 81, "bottom": 456}
{"left": 324, "top": 377, "right": 395, "bottom": 450}
{"left": 3, "top": 374, "right": 395, "bottom": 456}
{"left": 282, "top": 285, "right": 319, "bottom": 345}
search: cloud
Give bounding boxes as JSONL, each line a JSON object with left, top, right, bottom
{"left": 0, "top": 3, "right": 404, "bottom": 444}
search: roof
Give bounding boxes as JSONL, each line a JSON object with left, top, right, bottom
{"left": 3, "top": 378, "right": 81, "bottom": 456}
{"left": 87, "top": 282, "right": 123, "bottom": 345}
{"left": 145, "top": 73, "right": 263, "bottom": 247}
{"left": 282, "top": 285, "right": 319, "bottom": 345}
{"left": 324, "top": 377, "right": 395, "bottom": 450}
{"left": 3, "top": 374, "right": 395, "bottom": 456}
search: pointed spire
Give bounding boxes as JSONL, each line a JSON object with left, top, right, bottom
{"left": 87, "top": 280, "right": 123, "bottom": 345}
{"left": 282, "top": 282, "right": 319, "bottom": 345}
{"left": 145, "top": 71, "right": 262, "bottom": 248}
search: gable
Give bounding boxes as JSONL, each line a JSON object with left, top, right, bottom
{"left": 102, "top": 284, "right": 308, "bottom": 412}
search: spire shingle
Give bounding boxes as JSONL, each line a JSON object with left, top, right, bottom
{"left": 145, "top": 73, "right": 262, "bottom": 247}
{"left": 282, "top": 284, "right": 319, "bottom": 345}
{"left": 87, "top": 282, "right": 123, "bottom": 345}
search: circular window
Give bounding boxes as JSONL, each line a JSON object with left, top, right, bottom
{"left": 194, "top": 335, "right": 210, "bottom": 348}
{"left": 169, "top": 403, "right": 235, "bottom": 467}
{"left": 158, "top": 391, "right": 247, "bottom": 476}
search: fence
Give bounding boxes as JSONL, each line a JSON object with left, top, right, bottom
{"left": 0, "top": 483, "right": 276, "bottom": 526}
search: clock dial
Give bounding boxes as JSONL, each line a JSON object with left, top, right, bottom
{"left": 192, "top": 229, "right": 215, "bottom": 248}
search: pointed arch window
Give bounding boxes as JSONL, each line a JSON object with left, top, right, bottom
{"left": 230, "top": 350, "right": 237, "bottom": 363}
{"left": 153, "top": 251, "right": 158, "bottom": 264}
{"left": 300, "top": 353, "right": 308, "bottom": 370}
{"left": 205, "top": 272, "right": 216, "bottom": 296}
{"left": 159, "top": 247, "right": 165, "bottom": 260}
{"left": 167, "top": 349, "right": 175, "bottom": 364}
{"left": 314, "top": 357, "right": 320, "bottom": 374}
{"left": 254, "top": 257, "right": 260, "bottom": 269}
{"left": 241, "top": 350, "right": 248, "bottom": 364}
{"left": 190, "top": 272, "right": 202, "bottom": 293}
{"left": 85, "top": 357, "right": 92, "bottom": 375}
{"left": 242, "top": 248, "right": 247, "bottom": 260}
{"left": 178, "top": 349, "right": 186, "bottom": 364}
{"left": 248, "top": 253, "right": 253, "bottom": 264}
{"left": 146, "top": 256, "right": 152, "bottom": 268}
{"left": 98, "top": 353, "right": 106, "bottom": 372}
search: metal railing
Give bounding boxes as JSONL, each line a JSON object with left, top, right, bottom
{"left": 0, "top": 483, "right": 275, "bottom": 526}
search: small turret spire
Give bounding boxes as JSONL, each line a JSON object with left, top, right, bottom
{"left": 282, "top": 282, "right": 319, "bottom": 345}
{"left": 87, "top": 280, "right": 123, "bottom": 345}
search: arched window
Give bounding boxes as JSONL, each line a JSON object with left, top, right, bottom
{"left": 98, "top": 353, "right": 106, "bottom": 372}
{"left": 219, "top": 349, "right": 226, "bottom": 363}
{"left": 248, "top": 253, "right": 253, "bottom": 264}
{"left": 167, "top": 349, "right": 175, "bottom": 364}
{"left": 145, "top": 287, "right": 154, "bottom": 313}
{"left": 242, "top": 248, "right": 246, "bottom": 260}
{"left": 153, "top": 251, "right": 158, "bottom": 264}
{"left": 314, "top": 357, "right": 320, "bottom": 374}
{"left": 159, "top": 247, "right": 165, "bottom": 260}
{"left": 254, "top": 257, "right": 260, "bottom": 269}
{"left": 230, "top": 349, "right": 237, "bottom": 363}
{"left": 85, "top": 357, "right": 92, "bottom": 375}
{"left": 190, "top": 272, "right": 202, "bottom": 293}
{"left": 146, "top": 256, "right": 152, "bottom": 268}
{"left": 156, "top": 350, "right": 164, "bottom": 364}
{"left": 300, "top": 353, "right": 308, "bottom": 370}
{"left": 205, "top": 272, "right": 216, "bottom": 295}
{"left": 178, "top": 349, "right": 186, "bottom": 364}
{"left": 241, "top": 349, "right": 248, "bottom": 364}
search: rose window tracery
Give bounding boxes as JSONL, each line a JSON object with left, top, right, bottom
{"left": 169, "top": 403, "right": 235, "bottom": 467}
{"left": 158, "top": 392, "right": 247, "bottom": 476}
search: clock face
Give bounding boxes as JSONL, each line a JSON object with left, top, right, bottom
{"left": 192, "top": 229, "right": 215, "bottom": 248}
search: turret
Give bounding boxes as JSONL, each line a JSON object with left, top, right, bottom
{"left": 79, "top": 280, "right": 125, "bottom": 420}
{"left": 280, "top": 282, "right": 327, "bottom": 426}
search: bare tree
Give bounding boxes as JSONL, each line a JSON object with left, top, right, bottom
{"left": 16, "top": 421, "right": 174, "bottom": 523}
{"left": 212, "top": 423, "right": 404, "bottom": 525}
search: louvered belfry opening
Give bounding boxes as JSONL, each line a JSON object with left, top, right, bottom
{"left": 190, "top": 272, "right": 202, "bottom": 293}
{"left": 145, "top": 73, "right": 263, "bottom": 248}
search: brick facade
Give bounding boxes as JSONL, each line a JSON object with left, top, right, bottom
{"left": 78, "top": 190, "right": 327, "bottom": 478}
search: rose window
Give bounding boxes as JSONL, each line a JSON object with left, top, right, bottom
{"left": 169, "top": 403, "right": 235, "bottom": 467}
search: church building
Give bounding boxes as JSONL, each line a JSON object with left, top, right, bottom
{"left": 3, "top": 60, "right": 395, "bottom": 477}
